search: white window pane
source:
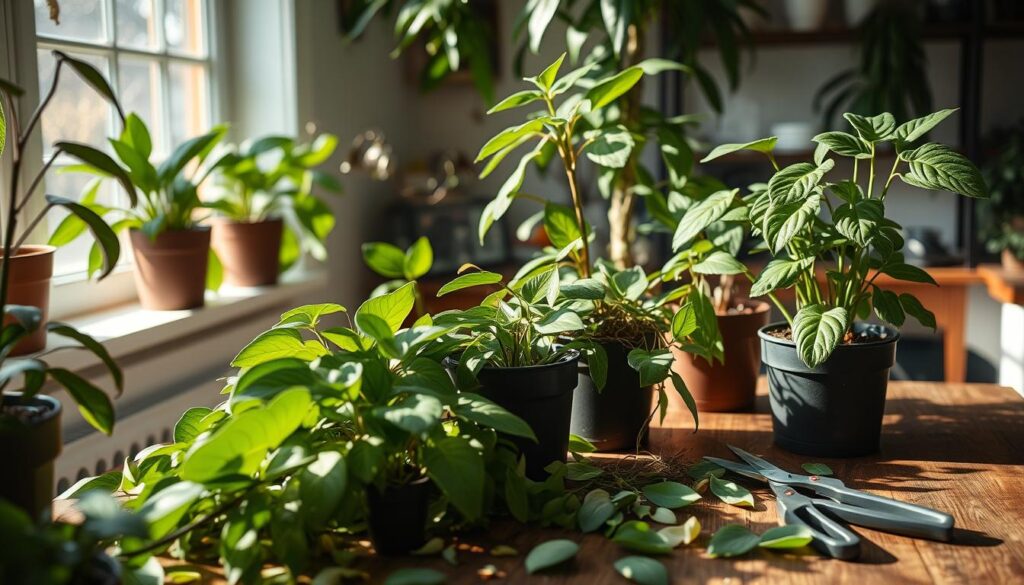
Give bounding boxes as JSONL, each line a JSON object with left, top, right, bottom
{"left": 118, "top": 57, "right": 163, "bottom": 151}
{"left": 34, "top": 0, "right": 108, "bottom": 43}
{"left": 115, "top": 0, "right": 158, "bottom": 50}
{"left": 165, "top": 0, "right": 205, "bottom": 56}
{"left": 167, "top": 62, "right": 208, "bottom": 147}
{"left": 37, "top": 49, "right": 113, "bottom": 157}
{"left": 44, "top": 170, "right": 119, "bottom": 277}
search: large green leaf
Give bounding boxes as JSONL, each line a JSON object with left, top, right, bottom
{"left": 404, "top": 236, "right": 433, "bottom": 279}
{"left": 544, "top": 202, "right": 584, "bottom": 250}
{"left": 900, "top": 143, "right": 987, "bottom": 198}
{"left": 379, "top": 394, "right": 443, "bottom": 435}
{"left": 277, "top": 303, "right": 346, "bottom": 329}
{"left": 137, "top": 481, "right": 204, "bottom": 541}
{"left": 709, "top": 476, "right": 754, "bottom": 508}
{"left": 524, "top": 539, "right": 579, "bottom": 573}
{"left": 298, "top": 451, "right": 347, "bottom": 530}
{"left": 692, "top": 250, "right": 745, "bottom": 275}
{"left": 47, "top": 322, "right": 122, "bottom": 391}
{"left": 437, "top": 270, "right": 502, "bottom": 297}
{"left": 45, "top": 195, "right": 120, "bottom": 280}
{"left": 843, "top": 112, "right": 896, "bottom": 143}
{"left": 812, "top": 131, "right": 871, "bottom": 159}
{"left": 583, "top": 126, "right": 635, "bottom": 169}
{"left": 534, "top": 307, "right": 585, "bottom": 335}
{"left": 362, "top": 242, "right": 406, "bottom": 278}
{"left": 48, "top": 368, "right": 115, "bottom": 435}
{"left": 356, "top": 281, "right": 416, "bottom": 331}
{"left": 231, "top": 328, "right": 325, "bottom": 368}
{"left": 767, "top": 159, "right": 833, "bottom": 204}
{"left": 424, "top": 436, "right": 484, "bottom": 520}
{"left": 894, "top": 108, "right": 958, "bottom": 144}
{"left": 900, "top": 293, "right": 936, "bottom": 329}
{"left": 56, "top": 142, "right": 137, "bottom": 206}
{"left": 699, "top": 137, "right": 777, "bottom": 163}
{"left": 671, "top": 189, "right": 736, "bottom": 250}
{"left": 750, "top": 257, "right": 813, "bottom": 297}
{"left": 174, "top": 407, "right": 213, "bottom": 443}
{"left": 872, "top": 287, "right": 905, "bottom": 327}
{"left": 642, "top": 481, "right": 700, "bottom": 509}
{"left": 758, "top": 525, "right": 814, "bottom": 549}
{"left": 57, "top": 51, "right": 123, "bottom": 118}
{"left": 763, "top": 191, "right": 821, "bottom": 253}
{"left": 452, "top": 393, "right": 536, "bottom": 440}
{"left": 626, "top": 348, "right": 675, "bottom": 387}
{"left": 157, "top": 126, "right": 226, "bottom": 183}
{"left": 881, "top": 262, "right": 937, "bottom": 285}
{"left": 586, "top": 66, "right": 643, "bottom": 110}
{"left": 792, "top": 305, "right": 848, "bottom": 368}
{"left": 833, "top": 197, "right": 884, "bottom": 246}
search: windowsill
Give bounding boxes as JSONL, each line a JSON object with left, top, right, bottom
{"left": 34, "top": 269, "right": 328, "bottom": 374}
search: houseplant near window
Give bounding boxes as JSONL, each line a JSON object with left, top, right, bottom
{"left": 75, "top": 115, "right": 226, "bottom": 309}
{"left": 474, "top": 55, "right": 701, "bottom": 452}
{"left": 0, "top": 54, "right": 125, "bottom": 519}
{"left": 205, "top": 133, "right": 341, "bottom": 286}
{"left": 703, "top": 109, "right": 986, "bottom": 456}
{"left": 978, "top": 122, "right": 1024, "bottom": 273}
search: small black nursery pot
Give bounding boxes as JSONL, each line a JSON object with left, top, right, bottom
{"left": 760, "top": 322, "right": 899, "bottom": 458}
{"left": 570, "top": 341, "right": 654, "bottom": 452}
{"left": 366, "top": 476, "right": 431, "bottom": 555}
{"left": 0, "top": 393, "right": 62, "bottom": 519}
{"left": 445, "top": 350, "right": 580, "bottom": 480}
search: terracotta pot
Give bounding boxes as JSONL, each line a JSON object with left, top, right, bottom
{"left": 130, "top": 228, "right": 210, "bottom": 310}
{"left": 2, "top": 245, "right": 56, "bottom": 355}
{"left": 1002, "top": 249, "right": 1024, "bottom": 275}
{"left": 210, "top": 218, "right": 283, "bottom": 287}
{"left": 669, "top": 299, "right": 771, "bottom": 413}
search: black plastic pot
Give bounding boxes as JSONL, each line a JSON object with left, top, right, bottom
{"left": 366, "top": 476, "right": 431, "bottom": 555}
{"left": 446, "top": 350, "right": 579, "bottom": 480}
{"left": 0, "top": 393, "right": 62, "bottom": 519}
{"left": 760, "top": 321, "right": 899, "bottom": 458}
{"left": 570, "top": 341, "right": 654, "bottom": 452}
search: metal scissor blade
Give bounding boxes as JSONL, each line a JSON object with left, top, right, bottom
{"left": 702, "top": 456, "right": 768, "bottom": 483}
{"left": 727, "top": 444, "right": 784, "bottom": 473}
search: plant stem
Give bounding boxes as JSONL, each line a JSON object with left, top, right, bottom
{"left": 879, "top": 157, "right": 901, "bottom": 200}
{"left": 17, "top": 150, "right": 59, "bottom": 214}
{"left": 867, "top": 144, "right": 876, "bottom": 197}
{"left": 13, "top": 204, "right": 53, "bottom": 250}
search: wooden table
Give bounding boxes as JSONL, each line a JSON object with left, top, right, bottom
{"left": 55, "top": 380, "right": 1024, "bottom": 584}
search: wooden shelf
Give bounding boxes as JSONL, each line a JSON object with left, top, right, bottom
{"left": 979, "top": 264, "right": 1024, "bottom": 305}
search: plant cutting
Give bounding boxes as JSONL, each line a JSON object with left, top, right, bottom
{"left": 72, "top": 114, "right": 226, "bottom": 310}
{"left": 0, "top": 54, "right": 126, "bottom": 518}
{"left": 205, "top": 132, "right": 341, "bottom": 286}
{"left": 703, "top": 109, "right": 987, "bottom": 456}
{"left": 475, "top": 54, "right": 701, "bottom": 452}
{"left": 978, "top": 121, "right": 1024, "bottom": 273}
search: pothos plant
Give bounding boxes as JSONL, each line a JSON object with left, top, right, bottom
{"left": 475, "top": 54, "right": 702, "bottom": 426}
{"left": 702, "top": 109, "right": 987, "bottom": 367}
{"left": 206, "top": 133, "right": 342, "bottom": 270}
{"left": 0, "top": 51, "right": 124, "bottom": 436}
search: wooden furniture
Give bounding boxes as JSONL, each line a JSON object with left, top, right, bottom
{"left": 54, "top": 380, "right": 1024, "bottom": 583}
{"left": 979, "top": 264, "right": 1024, "bottom": 305}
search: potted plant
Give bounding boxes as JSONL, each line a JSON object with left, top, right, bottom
{"left": 474, "top": 55, "right": 701, "bottom": 453}
{"left": 0, "top": 54, "right": 125, "bottom": 518}
{"left": 205, "top": 133, "right": 341, "bottom": 286}
{"left": 703, "top": 110, "right": 986, "bottom": 456}
{"left": 978, "top": 122, "right": 1024, "bottom": 273}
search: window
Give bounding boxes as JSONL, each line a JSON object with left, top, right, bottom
{"left": 33, "top": 0, "right": 215, "bottom": 278}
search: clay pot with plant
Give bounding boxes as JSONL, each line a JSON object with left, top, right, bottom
{"left": 0, "top": 52, "right": 125, "bottom": 518}
{"left": 205, "top": 133, "right": 341, "bottom": 286}
{"left": 703, "top": 109, "right": 987, "bottom": 457}
{"left": 76, "top": 114, "right": 226, "bottom": 310}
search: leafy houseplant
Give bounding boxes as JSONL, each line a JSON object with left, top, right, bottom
{"left": 978, "top": 122, "right": 1024, "bottom": 273}
{"left": 703, "top": 109, "right": 987, "bottom": 456}
{"left": 475, "top": 54, "right": 701, "bottom": 452}
{"left": 205, "top": 133, "right": 341, "bottom": 286}
{"left": 72, "top": 114, "right": 226, "bottom": 310}
{"left": 0, "top": 53, "right": 126, "bottom": 518}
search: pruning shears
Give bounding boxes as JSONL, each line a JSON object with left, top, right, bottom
{"left": 705, "top": 445, "right": 955, "bottom": 561}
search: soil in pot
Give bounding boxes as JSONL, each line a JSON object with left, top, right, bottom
{"left": 446, "top": 351, "right": 580, "bottom": 480}
{"left": 365, "top": 475, "right": 431, "bottom": 555}
{"left": 760, "top": 321, "right": 899, "bottom": 457}
{"left": 2, "top": 245, "right": 56, "bottom": 355}
{"left": 570, "top": 341, "right": 654, "bottom": 452}
{"left": 669, "top": 300, "right": 770, "bottom": 413}
{"left": 210, "top": 219, "right": 283, "bottom": 287}
{"left": 0, "top": 393, "right": 62, "bottom": 519}
{"left": 130, "top": 228, "right": 210, "bottom": 310}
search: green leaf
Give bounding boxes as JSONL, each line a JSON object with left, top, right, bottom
{"left": 642, "top": 481, "right": 701, "bottom": 509}
{"left": 650, "top": 507, "right": 677, "bottom": 524}
{"left": 800, "top": 462, "right": 834, "bottom": 476}
{"left": 48, "top": 368, "right": 115, "bottom": 435}
{"left": 476, "top": 119, "right": 546, "bottom": 162}
{"left": 46, "top": 322, "right": 122, "bottom": 390}
{"left": 206, "top": 248, "right": 223, "bottom": 292}
{"left": 672, "top": 189, "right": 736, "bottom": 250}
{"left": 668, "top": 372, "right": 699, "bottom": 431}
{"left": 793, "top": 305, "right": 848, "bottom": 368}
{"left": 687, "top": 460, "right": 725, "bottom": 480}
{"left": 437, "top": 271, "right": 502, "bottom": 297}
{"left": 700, "top": 137, "right": 777, "bottom": 163}
{"left": 57, "top": 50, "right": 123, "bottom": 117}
{"left": 544, "top": 202, "right": 584, "bottom": 250}
{"left": 568, "top": 434, "right": 597, "bottom": 454}
{"left": 900, "top": 293, "right": 937, "bottom": 329}
{"left": 277, "top": 303, "right": 346, "bottom": 328}
{"left": 452, "top": 393, "right": 536, "bottom": 440}
{"left": 525, "top": 539, "right": 579, "bottom": 574}
{"left": 578, "top": 489, "right": 616, "bottom": 533}
{"left": 627, "top": 348, "right": 675, "bottom": 387}
{"left": 403, "top": 236, "right": 433, "bottom": 280}
{"left": 173, "top": 407, "right": 213, "bottom": 443}
{"left": 671, "top": 302, "right": 697, "bottom": 340}
{"left": 531, "top": 52, "right": 565, "bottom": 89}
{"left": 356, "top": 281, "right": 417, "bottom": 331}
{"left": 298, "top": 451, "right": 347, "bottom": 530}
{"left": 812, "top": 131, "right": 871, "bottom": 159}
{"left": 383, "top": 568, "right": 446, "bottom": 585}
{"left": 894, "top": 108, "right": 958, "bottom": 144}
{"left": 750, "top": 257, "right": 814, "bottom": 297}
{"left": 586, "top": 66, "right": 643, "bottom": 110}
{"left": 566, "top": 461, "right": 603, "bottom": 481}
{"left": 488, "top": 89, "right": 543, "bottom": 114}
{"left": 231, "top": 328, "right": 324, "bottom": 367}
{"left": 137, "top": 480, "right": 205, "bottom": 540}
{"left": 583, "top": 126, "right": 635, "bottom": 169}
{"left": 56, "top": 142, "right": 137, "bottom": 206}
{"left": 157, "top": 126, "right": 226, "bottom": 183}
{"left": 658, "top": 516, "right": 700, "bottom": 547}
{"left": 44, "top": 195, "right": 121, "bottom": 280}
{"left": 758, "top": 525, "right": 814, "bottom": 549}
{"left": 692, "top": 250, "right": 745, "bottom": 275}
{"left": 766, "top": 159, "right": 833, "bottom": 205}
{"left": 881, "top": 262, "right": 937, "bottom": 285}
{"left": 57, "top": 471, "right": 122, "bottom": 499}
{"left": 551, "top": 61, "right": 597, "bottom": 95}
{"left": 900, "top": 143, "right": 987, "bottom": 198}
{"left": 535, "top": 307, "right": 585, "bottom": 335}
{"left": 872, "top": 287, "right": 905, "bottom": 327}
{"left": 833, "top": 198, "right": 884, "bottom": 246}
{"left": 707, "top": 524, "right": 761, "bottom": 558}
{"left": 843, "top": 112, "right": 896, "bottom": 143}
{"left": 362, "top": 241, "right": 406, "bottom": 278}
{"left": 612, "top": 521, "right": 673, "bottom": 554}
{"left": 560, "top": 278, "right": 605, "bottom": 300}
{"left": 763, "top": 191, "right": 822, "bottom": 253}
{"left": 380, "top": 394, "right": 443, "bottom": 434}
{"left": 425, "top": 437, "right": 484, "bottom": 520}
{"left": 613, "top": 556, "right": 668, "bottom": 585}
{"left": 709, "top": 476, "right": 754, "bottom": 508}
{"left": 636, "top": 58, "right": 690, "bottom": 75}
{"left": 122, "top": 112, "right": 153, "bottom": 158}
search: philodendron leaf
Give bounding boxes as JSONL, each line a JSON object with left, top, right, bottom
{"left": 894, "top": 108, "right": 958, "bottom": 145}
{"left": 843, "top": 112, "right": 896, "bottom": 143}
{"left": 524, "top": 539, "right": 579, "bottom": 574}
{"left": 833, "top": 198, "right": 884, "bottom": 246}
{"left": 812, "top": 131, "right": 871, "bottom": 159}
{"left": 758, "top": 525, "right": 814, "bottom": 549}
{"left": 763, "top": 191, "right": 822, "bottom": 253}
{"left": 383, "top": 568, "right": 445, "bottom": 585}
{"left": 801, "top": 462, "right": 834, "bottom": 476}
{"left": 750, "top": 257, "right": 813, "bottom": 298}
{"left": 642, "top": 481, "right": 701, "bottom": 509}
{"left": 613, "top": 556, "right": 669, "bottom": 585}
{"left": 792, "top": 305, "right": 848, "bottom": 368}
{"left": 700, "top": 137, "right": 777, "bottom": 163}
{"left": 707, "top": 524, "right": 761, "bottom": 558}
{"left": 709, "top": 476, "right": 754, "bottom": 508}
{"left": 900, "top": 143, "right": 987, "bottom": 198}
{"left": 672, "top": 189, "right": 737, "bottom": 250}
{"left": 658, "top": 516, "right": 701, "bottom": 547}
{"left": 692, "top": 250, "right": 746, "bottom": 276}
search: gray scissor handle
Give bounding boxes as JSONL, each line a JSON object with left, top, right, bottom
{"left": 785, "top": 504, "right": 861, "bottom": 561}
{"left": 785, "top": 479, "right": 955, "bottom": 542}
